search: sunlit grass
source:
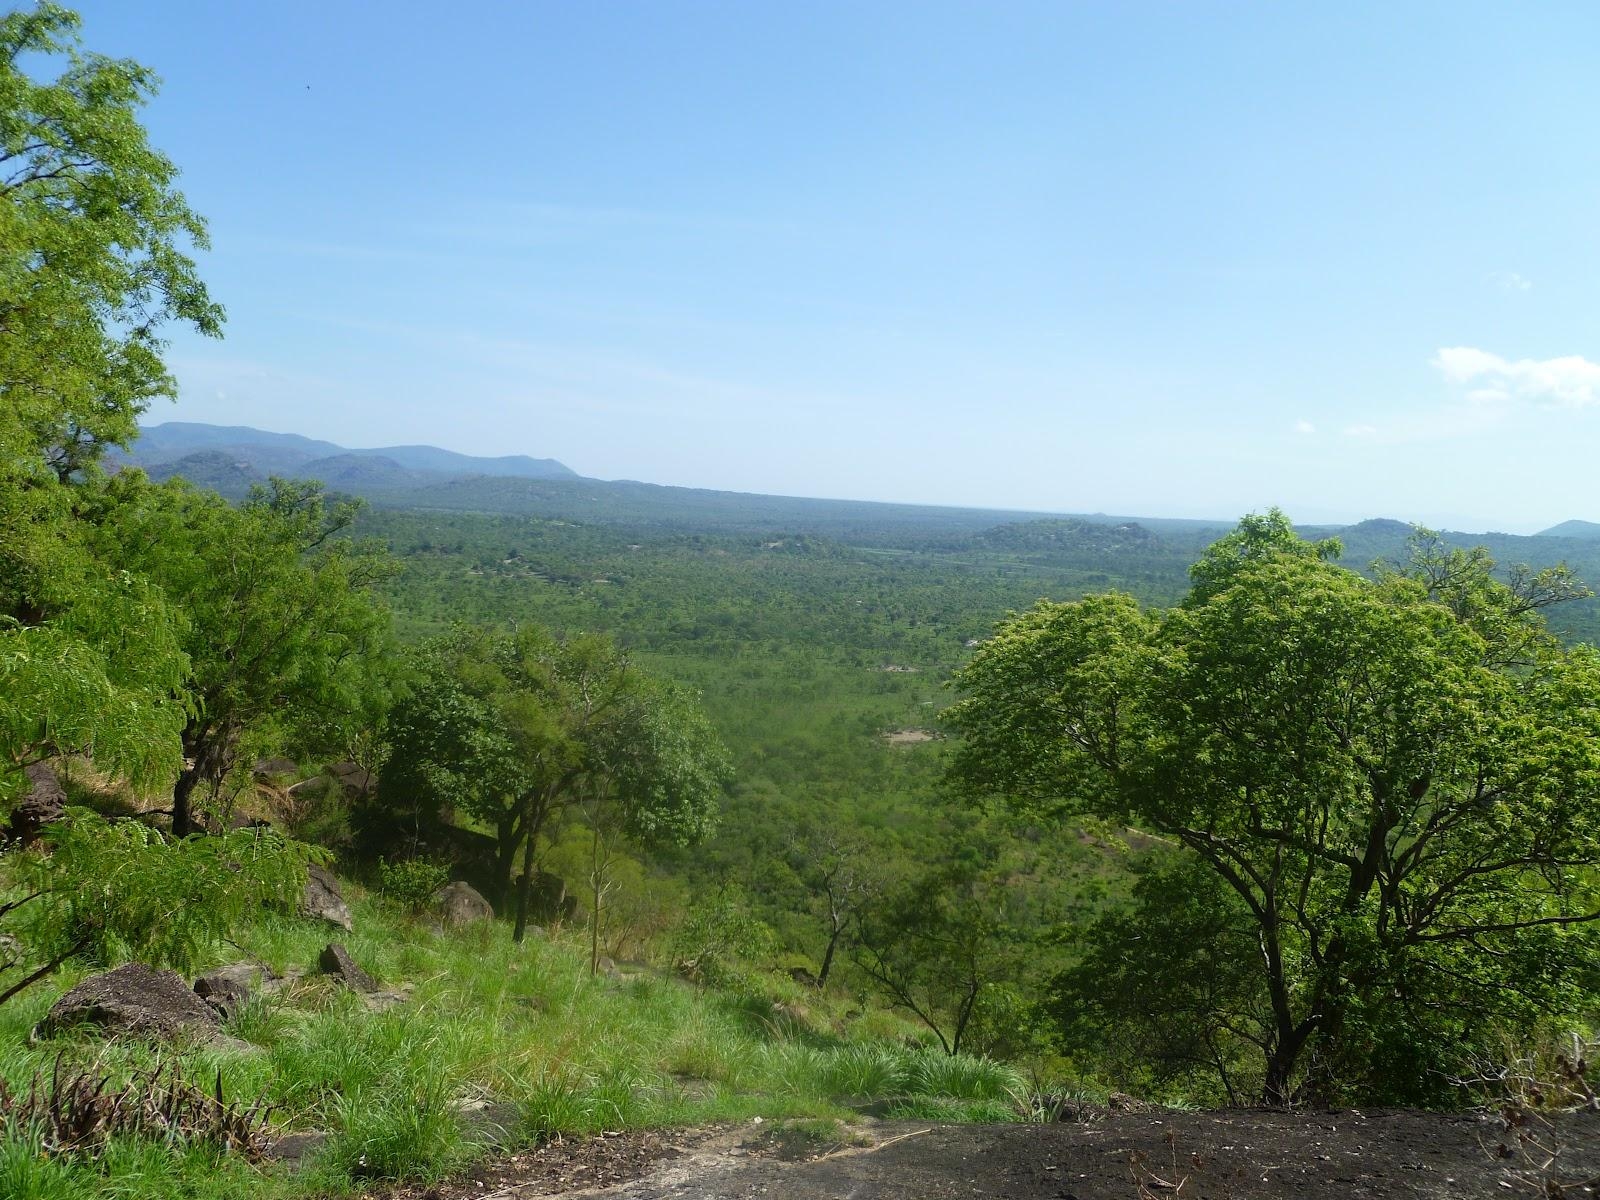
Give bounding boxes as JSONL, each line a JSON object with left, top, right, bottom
{"left": 0, "top": 892, "right": 1027, "bottom": 1199}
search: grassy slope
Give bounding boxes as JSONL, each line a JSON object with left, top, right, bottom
{"left": 0, "top": 887, "right": 1027, "bottom": 1200}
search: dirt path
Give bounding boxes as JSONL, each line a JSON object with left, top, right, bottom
{"left": 388, "top": 1108, "right": 1600, "bottom": 1200}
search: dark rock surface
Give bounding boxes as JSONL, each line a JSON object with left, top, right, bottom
{"left": 302, "top": 863, "right": 354, "bottom": 931}
{"left": 318, "top": 942, "right": 377, "bottom": 993}
{"left": 375, "top": 1110, "right": 1600, "bottom": 1200}
{"left": 253, "top": 757, "right": 299, "bottom": 780}
{"left": 39, "top": 963, "right": 221, "bottom": 1040}
{"left": 193, "top": 962, "right": 273, "bottom": 1018}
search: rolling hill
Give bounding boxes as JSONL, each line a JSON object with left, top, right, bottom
{"left": 122, "top": 422, "right": 579, "bottom": 486}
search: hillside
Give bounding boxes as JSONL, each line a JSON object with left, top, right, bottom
{"left": 1539, "top": 519, "right": 1600, "bottom": 539}
{"left": 123, "top": 422, "right": 579, "bottom": 487}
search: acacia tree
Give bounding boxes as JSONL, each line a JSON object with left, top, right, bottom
{"left": 851, "top": 813, "right": 1053, "bottom": 1057}
{"left": 95, "top": 474, "right": 394, "bottom": 835}
{"left": 948, "top": 512, "right": 1600, "bottom": 1103}
{"left": 0, "top": 815, "right": 308, "bottom": 1006}
{"left": 1, "top": 4, "right": 220, "bottom": 795}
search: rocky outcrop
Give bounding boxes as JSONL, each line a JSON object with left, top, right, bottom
{"left": 434, "top": 881, "right": 494, "bottom": 927}
{"left": 317, "top": 943, "right": 408, "bottom": 1012}
{"left": 324, "top": 760, "right": 374, "bottom": 798}
{"left": 39, "top": 963, "right": 220, "bottom": 1040}
{"left": 302, "top": 863, "right": 353, "bottom": 931}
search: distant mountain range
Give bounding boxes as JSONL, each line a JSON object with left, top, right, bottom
{"left": 122, "top": 422, "right": 1598, "bottom": 555}
{"left": 121, "top": 422, "right": 578, "bottom": 491}
{"left": 1537, "top": 520, "right": 1600, "bottom": 540}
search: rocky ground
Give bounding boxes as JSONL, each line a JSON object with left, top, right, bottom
{"left": 373, "top": 1106, "right": 1600, "bottom": 1199}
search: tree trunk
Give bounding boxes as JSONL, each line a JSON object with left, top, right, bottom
{"left": 494, "top": 814, "right": 519, "bottom": 914}
{"left": 171, "top": 766, "right": 201, "bottom": 838}
{"left": 512, "top": 796, "right": 551, "bottom": 943}
{"left": 818, "top": 918, "right": 843, "bottom": 989}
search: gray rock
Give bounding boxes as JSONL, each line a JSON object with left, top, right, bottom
{"left": 39, "top": 963, "right": 221, "bottom": 1041}
{"left": 318, "top": 943, "right": 376, "bottom": 993}
{"left": 324, "top": 760, "right": 373, "bottom": 797}
{"left": 434, "top": 880, "right": 494, "bottom": 927}
{"left": 302, "top": 863, "right": 353, "bottom": 931}
{"left": 193, "top": 962, "right": 274, "bottom": 1019}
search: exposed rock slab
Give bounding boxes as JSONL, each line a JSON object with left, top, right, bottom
{"left": 302, "top": 863, "right": 353, "bottom": 931}
{"left": 39, "top": 963, "right": 221, "bottom": 1040}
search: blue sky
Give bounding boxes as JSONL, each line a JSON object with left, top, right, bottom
{"left": 69, "top": 1, "right": 1600, "bottom": 531}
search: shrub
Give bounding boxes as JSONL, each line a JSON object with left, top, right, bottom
{"left": 376, "top": 859, "right": 450, "bottom": 915}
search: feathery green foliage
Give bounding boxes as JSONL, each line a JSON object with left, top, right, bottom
{"left": 950, "top": 515, "right": 1600, "bottom": 1103}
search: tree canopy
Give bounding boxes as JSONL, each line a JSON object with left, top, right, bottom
{"left": 94, "top": 474, "right": 393, "bottom": 835}
{"left": 949, "top": 512, "right": 1600, "bottom": 1103}
{"left": 1, "top": 3, "right": 220, "bottom": 797}
{"left": 379, "top": 625, "right": 731, "bottom": 942}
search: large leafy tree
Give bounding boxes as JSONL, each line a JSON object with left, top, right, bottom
{"left": 1, "top": 3, "right": 221, "bottom": 795}
{"left": 94, "top": 474, "right": 394, "bottom": 835}
{"left": 949, "top": 512, "right": 1600, "bottom": 1103}
{"left": 380, "top": 625, "right": 730, "bottom": 949}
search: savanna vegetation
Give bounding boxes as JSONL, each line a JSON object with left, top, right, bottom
{"left": 3, "top": 5, "right": 1599, "bottom": 1198}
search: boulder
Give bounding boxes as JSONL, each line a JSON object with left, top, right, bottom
{"left": 193, "top": 962, "right": 273, "bottom": 1019}
{"left": 433, "top": 881, "right": 494, "bottom": 927}
{"left": 39, "top": 963, "right": 221, "bottom": 1040}
{"left": 302, "top": 863, "right": 353, "bottom": 931}
{"left": 7, "top": 763, "right": 66, "bottom": 846}
{"left": 318, "top": 943, "right": 376, "bottom": 993}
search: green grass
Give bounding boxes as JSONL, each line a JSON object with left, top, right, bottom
{"left": 0, "top": 890, "right": 1028, "bottom": 1199}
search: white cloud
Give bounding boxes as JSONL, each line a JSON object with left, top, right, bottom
{"left": 1432, "top": 346, "right": 1600, "bottom": 408}
{"left": 1343, "top": 424, "right": 1378, "bottom": 437}
{"left": 1487, "top": 270, "right": 1532, "bottom": 293}
{"left": 1294, "top": 419, "right": 1316, "bottom": 435}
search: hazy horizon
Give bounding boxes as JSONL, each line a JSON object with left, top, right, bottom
{"left": 73, "top": 2, "right": 1600, "bottom": 534}
{"left": 137, "top": 418, "right": 1563, "bottom": 536}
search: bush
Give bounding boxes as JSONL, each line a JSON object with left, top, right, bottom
{"left": 669, "top": 885, "right": 775, "bottom": 994}
{"left": 376, "top": 859, "right": 450, "bottom": 915}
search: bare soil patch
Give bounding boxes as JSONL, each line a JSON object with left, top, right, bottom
{"left": 882, "top": 728, "right": 936, "bottom": 745}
